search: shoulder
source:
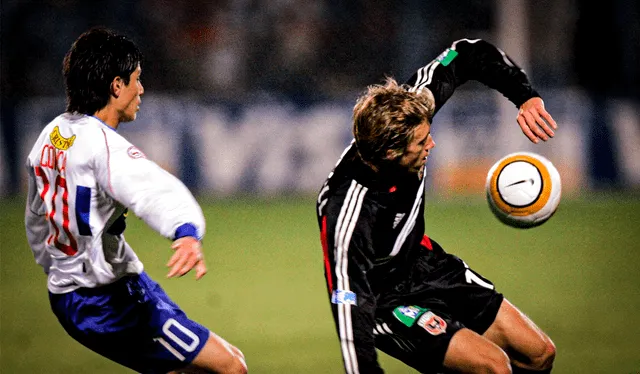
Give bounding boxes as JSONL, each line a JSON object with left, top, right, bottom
{"left": 431, "top": 38, "right": 495, "bottom": 62}
{"left": 73, "top": 116, "right": 136, "bottom": 152}
{"left": 27, "top": 114, "right": 77, "bottom": 160}
{"left": 60, "top": 115, "right": 140, "bottom": 164}
{"left": 451, "top": 38, "right": 484, "bottom": 46}
{"left": 323, "top": 178, "right": 382, "bottom": 215}
{"left": 448, "top": 38, "right": 490, "bottom": 51}
{"left": 44, "top": 113, "right": 122, "bottom": 145}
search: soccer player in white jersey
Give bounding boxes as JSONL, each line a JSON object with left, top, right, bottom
{"left": 24, "top": 27, "right": 247, "bottom": 374}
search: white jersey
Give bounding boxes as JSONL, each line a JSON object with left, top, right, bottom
{"left": 25, "top": 113, "right": 206, "bottom": 294}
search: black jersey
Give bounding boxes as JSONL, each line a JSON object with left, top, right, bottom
{"left": 315, "top": 38, "right": 540, "bottom": 374}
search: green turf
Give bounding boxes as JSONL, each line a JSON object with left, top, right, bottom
{"left": 2, "top": 192, "right": 639, "bottom": 373}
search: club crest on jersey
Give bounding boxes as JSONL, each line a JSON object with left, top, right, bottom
{"left": 331, "top": 289, "right": 357, "bottom": 305}
{"left": 392, "top": 305, "right": 427, "bottom": 327}
{"left": 417, "top": 311, "right": 447, "bottom": 335}
{"left": 127, "top": 146, "right": 146, "bottom": 159}
{"left": 49, "top": 126, "right": 76, "bottom": 150}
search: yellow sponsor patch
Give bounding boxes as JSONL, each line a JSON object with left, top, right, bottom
{"left": 50, "top": 126, "right": 76, "bottom": 150}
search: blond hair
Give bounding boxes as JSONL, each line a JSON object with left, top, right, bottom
{"left": 353, "top": 77, "right": 435, "bottom": 167}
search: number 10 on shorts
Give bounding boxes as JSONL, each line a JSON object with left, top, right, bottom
{"left": 153, "top": 318, "right": 201, "bottom": 361}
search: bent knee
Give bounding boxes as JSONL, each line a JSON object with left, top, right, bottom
{"left": 222, "top": 356, "right": 248, "bottom": 374}
{"left": 445, "top": 329, "right": 512, "bottom": 374}
{"left": 528, "top": 337, "right": 556, "bottom": 370}
{"left": 192, "top": 334, "right": 248, "bottom": 374}
{"left": 456, "top": 348, "right": 512, "bottom": 374}
{"left": 479, "top": 349, "right": 512, "bottom": 374}
{"left": 215, "top": 347, "right": 247, "bottom": 374}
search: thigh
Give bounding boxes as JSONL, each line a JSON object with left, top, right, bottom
{"left": 407, "top": 238, "right": 504, "bottom": 334}
{"left": 375, "top": 305, "right": 511, "bottom": 374}
{"left": 483, "top": 298, "right": 555, "bottom": 369}
{"left": 443, "top": 328, "right": 510, "bottom": 373}
{"left": 374, "top": 305, "right": 464, "bottom": 373}
{"left": 50, "top": 273, "right": 212, "bottom": 374}
{"left": 132, "top": 272, "right": 213, "bottom": 373}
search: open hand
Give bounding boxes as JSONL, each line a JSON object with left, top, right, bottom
{"left": 517, "top": 97, "right": 558, "bottom": 143}
{"left": 167, "top": 236, "right": 207, "bottom": 280}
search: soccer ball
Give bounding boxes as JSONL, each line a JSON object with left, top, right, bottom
{"left": 485, "top": 152, "right": 562, "bottom": 228}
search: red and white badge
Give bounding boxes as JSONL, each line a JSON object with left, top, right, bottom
{"left": 127, "top": 146, "right": 146, "bottom": 159}
{"left": 417, "top": 311, "right": 447, "bottom": 335}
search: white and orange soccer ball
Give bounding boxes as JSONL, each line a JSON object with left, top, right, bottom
{"left": 485, "top": 152, "right": 562, "bottom": 229}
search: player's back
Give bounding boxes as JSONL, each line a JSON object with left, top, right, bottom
{"left": 25, "top": 113, "right": 143, "bottom": 293}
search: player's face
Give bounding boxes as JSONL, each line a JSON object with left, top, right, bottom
{"left": 397, "top": 121, "right": 435, "bottom": 177}
{"left": 117, "top": 65, "right": 144, "bottom": 123}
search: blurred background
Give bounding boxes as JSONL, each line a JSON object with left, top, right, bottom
{"left": 1, "top": 1, "right": 639, "bottom": 373}
{"left": 2, "top": 0, "right": 639, "bottom": 196}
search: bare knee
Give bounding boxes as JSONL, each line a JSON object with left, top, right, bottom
{"left": 188, "top": 333, "right": 247, "bottom": 374}
{"left": 231, "top": 350, "right": 248, "bottom": 374}
{"left": 476, "top": 348, "right": 512, "bottom": 374}
{"left": 485, "top": 299, "right": 556, "bottom": 371}
{"left": 513, "top": 329, "right": 556, "bottom": 371}
{"left": 172, "top": 353, "right": 247, "bottom": 374}
{"left": 527, "top": 337, "right": 556, "bottom": 370}
{"left": 216, "top": 354, "right": 247, "bottom": 374}
{"left": 451, "top": 346, "right": 512, "bottom": 374}
{"left": 445, "top": 328, "right": 512, "bottom": 374}
{"left": 208, "top": 344, "right": 247, "bottom": 374}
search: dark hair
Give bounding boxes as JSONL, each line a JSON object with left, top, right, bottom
{"left": 63, "top": 27, "right": 143, "bottom": 115}
{"left": 353, "top": 77, "right": 434, "bottom": 167}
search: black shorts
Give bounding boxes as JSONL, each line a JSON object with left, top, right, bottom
{"left": 373, "top": 237, "right": 504, "bottom": 373}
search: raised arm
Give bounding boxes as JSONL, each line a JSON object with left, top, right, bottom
{"left": 405, "top": 38, "right": 557, "bottom": 143}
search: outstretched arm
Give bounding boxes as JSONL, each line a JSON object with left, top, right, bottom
{"left": 93, "top": 132, "right": 207, "bottom": 279}
{"left": 517, "top": 97, "right": 557, "bottom": 143}
{"left": 405, "top": 38, "right": 557, "bottom": 143}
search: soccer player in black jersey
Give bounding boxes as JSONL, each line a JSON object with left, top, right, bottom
{"left": 316, "top": 39, "right": 558, "bottom": 374}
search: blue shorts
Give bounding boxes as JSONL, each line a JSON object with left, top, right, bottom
{"left": 49, "top": 272, "right": 210, "bottom": 374}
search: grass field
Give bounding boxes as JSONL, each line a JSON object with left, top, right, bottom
{"left": 1, "top": 192, "right": 639, "bottom": 373}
